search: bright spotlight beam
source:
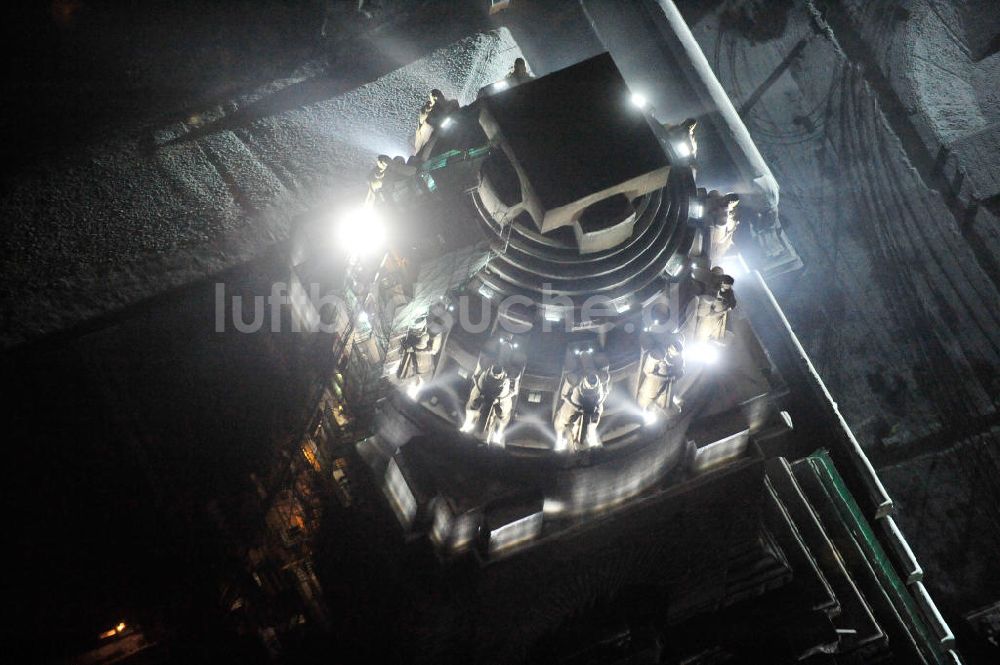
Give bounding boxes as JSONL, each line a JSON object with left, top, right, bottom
{"left": 684, "top": 341, "right": 721, "bottom": 365}
{"left": 334, "top": 206, "right": 386, "bottom": 258}
{"left": 460, "top": 418, "right": 474, "bottom": 433}
{"left": 716, "top": 253, "right": 750, "bottom": 278}
{"left": 630, "top": 92, "right": 648, "bottom": 109}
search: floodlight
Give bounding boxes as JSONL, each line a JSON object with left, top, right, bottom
{"left": 684, "top": 341, "right": 721, "bottom": 365}
{"left": 460, "top": 413, "right": 475, "bottom": 433}
{"left": 717, "top": 253, "right": 749, "bottom": 278}
{"left": 630, "top": 92, "right": 648, "bottom": 109}
{"left": 335, "top": 205, "right": 385, "bottom": 258}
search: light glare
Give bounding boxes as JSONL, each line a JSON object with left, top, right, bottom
{"left": 630, "top": 92, "right": 648, "bottom": 109}
{"left": 717, "top": 253, "right": 750, "bottom": 277}
{"left": 335, "top": 206, "right": 385, "bottom": 258}
{"left": 460, "top": 414, "right": 475, "bottom": 432}
{"left": 684, "top": 341, "right": 721, "bottom": 365}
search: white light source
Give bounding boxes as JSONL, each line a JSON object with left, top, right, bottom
{"left": 357, "top": 311, "right": 369, "bottom": 324}
{"left": 717, "top": 253, "right": 750, "bottom": 278}
{"left": 460, "top": 413, "right": 475, "bottom": 432}
{"left": 493, "top": 80, "right": 510, "bottom": 92}
{"left": 440, "top": 116, "right": 454, "bottom": 129}
{"left": 643, "top": 410, "right": 658, "bottom": 426}
{"left": 684, "top": 341, "right": 721, "bottom": 365}
{"left": 335, "top": 206, "right": 385, "bottom": 258}
{"left": 689, "top": 201, "right": 703, "bottom": 219}
{"left": 406, "top": 382, "right": 422, "bottom": 400}
{"left": 630, "top": 92, "right": 648, "bottom": 109}
{"left": 674, "top": 141, "right": 692, "bottom": 158}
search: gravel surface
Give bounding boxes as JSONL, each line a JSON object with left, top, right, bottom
{"left": 0, "top": 28, "right": 523, "bottom": 348}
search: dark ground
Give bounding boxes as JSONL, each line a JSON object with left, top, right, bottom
{"left": 0, "top": 1, "right": 595, "bottom": 661}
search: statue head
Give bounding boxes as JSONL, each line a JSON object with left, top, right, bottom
{"left": 410, "top": 315, "right": 428, "bottom": 335}
{"left": 718, "top": 275, "right": 735, "bottom": 294}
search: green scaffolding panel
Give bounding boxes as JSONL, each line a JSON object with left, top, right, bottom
{"left": 808, "top": 450, "right": 946, "bottom": 663}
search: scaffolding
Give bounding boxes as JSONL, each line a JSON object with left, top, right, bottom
{"left": 224, "top": 247, "right": 404, "bottom": 659}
